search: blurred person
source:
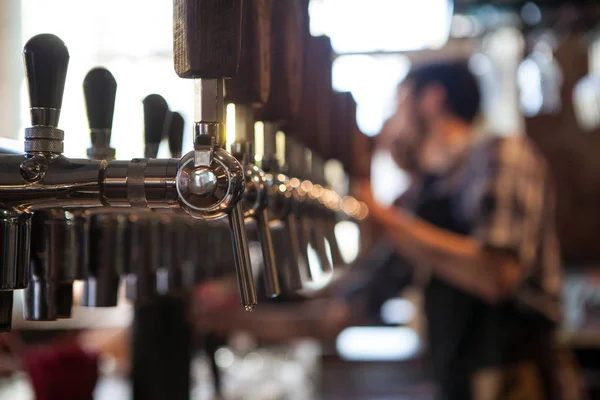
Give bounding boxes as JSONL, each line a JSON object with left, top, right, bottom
{"left": 193, "top": 61, "right": 577, "bottom": 400}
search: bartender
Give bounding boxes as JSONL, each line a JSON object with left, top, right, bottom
{"left": 196, "top": 61, "right": 570, "bottom": 399}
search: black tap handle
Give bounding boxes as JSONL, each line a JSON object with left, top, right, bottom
{"left": 83, "top": 67, "right": 117, "bottom": 134}
{"left": 142, "top": 94, "right": 169, "bottom": 157}
{"left": 23, "top": 34, "right": 69, "bottom": 126}
{"left": 169, "top": 112, "right": 185, "bottom": 158}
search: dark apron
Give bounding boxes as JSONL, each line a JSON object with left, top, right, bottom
{"left": 413, "top": 174, "right": 560, "bottom": 400}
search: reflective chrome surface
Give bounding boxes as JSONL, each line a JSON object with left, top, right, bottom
{"left": 0, "top": 210, "right": 31, "bottom": 290}
{"left": 228, "top": 202, "right": 257, "bottom": 310}
{"left": 176, "top": 149, "right": 245, "bottom": 220}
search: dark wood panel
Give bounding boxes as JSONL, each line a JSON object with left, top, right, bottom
{"left": 225, "top": 0, "right": 272, "bottom": 105}
{"left": 173, "top": 0, "right": 243, "bottom": 78}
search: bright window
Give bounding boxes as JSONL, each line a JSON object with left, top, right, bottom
{"left": 20, "top": 0, "right": 194, "bottom": 159}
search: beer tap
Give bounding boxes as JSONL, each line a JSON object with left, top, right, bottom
{"left": 81, "top": 67, "right": 121, "bottom": 307}
{"left": 255, "top": 0, "right": 307, "bottom": 292}
{"left": 309, "top": 153, "right": 345, "bottom": 268}
{"left": 300, "top": 148, "right": 334, "bottom": 277}
{"left": 0, "top": 24, "right": 254, "bottom": 329}
{"left": 225, "top": 0, "right": 281, "bottom": 299}
{"left": 23, "top": 35, "right": 78, "bottom": 321}
{"left": 285, "top": 136, "right": 319, "bottom": 281}
{"left": 173, "top": 0, "right": 257, "bottom": 310}
{"left": 159, "top": 111, "right": 187, "bottom": 294}
{"left": 126, "top": 94, "right": 170, "bottom": 303}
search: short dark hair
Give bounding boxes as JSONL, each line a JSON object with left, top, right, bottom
{"left": 405, "top": 61, "right": 481, "bottom": 123}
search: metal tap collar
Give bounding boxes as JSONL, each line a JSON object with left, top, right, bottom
{"left": 176, "top": 148, "right": 245, "bottom": 220}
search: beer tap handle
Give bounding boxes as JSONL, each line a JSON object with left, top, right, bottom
{"left": 23, "top": 34, "right": 68, "bottom": 127}
{"left": 142, "top": 94, "right": 169, "bottom": 158}
{"left": 84, "top": 67, "right": 117, "bottom": 160}
{"left": 23, "top": 34, "right": 69, "bottom": 155}
{"left": 173, "top": 0, "right": 242, "bottom": 78}
{"left": 169, "top": 112, "right": 185, "bottom": 158}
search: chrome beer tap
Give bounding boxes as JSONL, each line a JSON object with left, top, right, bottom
{"left": 22, "top": 35, "right": 80, "bottom": 321}
{"left": 125, "top": 94, "right": 170, "bottom": 303}
{"left": 0, "top": 26, "right": 255, "bottom": 329}
{"left": 253, "top": 0, "right": 307, "bottom": 292}
{"left": 285, "top": 136, "right": 320, "bottom": 281}
{"left": 260, "top": 124, "right": 303, "bottom": 291}
{"left": 81, "top": 67, "right": 121, "bottom": 307}
{"left": 173, "top": 0, "right": 257, "bottom": 310}
{"left": 225, "top": 0, "right": 281, "bottom": 299}
{"left": 158, "top": 111, "right": 188, "bottom": 294}
{"left": 300, "top": 148, "right": 334, "bottom": 277}
{"left": 309, "top": 154, "right": 345, "bottom": 268}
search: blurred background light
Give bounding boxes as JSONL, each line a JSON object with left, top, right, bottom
{"left": 336, "top": 326, "right": 420, "bottom": 361}
{"left": 334, "top": 221, "right": 360, "bottom": 264}
{"left": 19, "top": 0, "right": 193, "bottom": 159}
{"left": 370, "top": 149, "right": 410, "bottom": 206}
{"left": 380, "top": 297, "right": 416, "bottom": 325}
{"left": 520, "top": 2, "right": 542, "bottom": 26}
{"left": 332, "top": 55, "right": 411, "bottom": 136}
{"left": 310, "top": 0, "right": 453, "bottom": 54}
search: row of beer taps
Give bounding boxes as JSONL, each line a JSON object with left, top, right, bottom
{"left": 0, "top": 0, "right": 368, "bottom": 332}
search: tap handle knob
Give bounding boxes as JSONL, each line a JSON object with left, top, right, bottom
{"left": 173, "top": 0, "right": 243, "bottom": 78}
{"left": 169, "top": 112, "right": 185, "bottom": 158}
{"left": 83, "top": 67, "right": 117, "bottom": 131}
{"left": 23, "top": 34, "right": 69, "bottom": 126}
{"left": 227, "top": 202, "right": 257, "bottom": 311}
{"left": 257, "top": 208, "right": 280, "bottom": 298}
{"left": 142, "top": 94, "right": 169, "bottom": 158}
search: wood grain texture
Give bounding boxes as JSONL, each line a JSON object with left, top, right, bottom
{"left": 287, "top": 35, "right": 333, "bottom": 156}
{"left": 256, "top": 0, "right": 306, "bottom": 121}
{"left": 173, "top": 0, "right": 243, "bottom": 78}
{"left": 225, "top": 0, "right": 272, "bottom": 105}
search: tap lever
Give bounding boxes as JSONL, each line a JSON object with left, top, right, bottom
{"left": 84, "top": 67, "right": 117, "bottom": 134}
{"left": 228, "top": 202, "right": 257, "bottom": 311}
{"left": 84, "top": 67, "right": 117, "bottom": 160}
{"left": 143, "top": 94, "right": 170, "bottom": 158}
{"left": 23, "top": 34, "right": 69, "bottom": 126}
{"left": 169, "top": 112, "right": 185, "bottom": 158}
{"left": 23, "top": 34, "right": 69, "bottom": 154}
